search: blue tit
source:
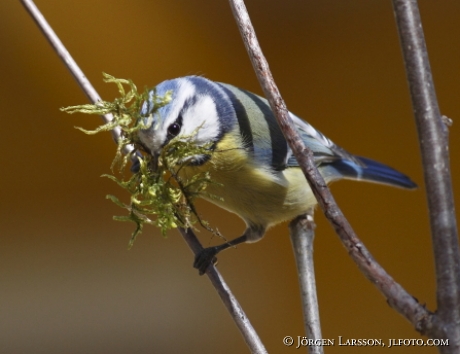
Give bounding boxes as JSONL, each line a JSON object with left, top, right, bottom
{"left": 137, "top": 76, "right": 416, "bottom": 275}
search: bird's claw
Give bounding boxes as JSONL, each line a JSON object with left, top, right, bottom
{"left": 194, "top": 247, "right": 218, "bottom": 275}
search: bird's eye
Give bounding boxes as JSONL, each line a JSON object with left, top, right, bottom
{"left": 167, "top": 122, "right": 181, "bottom": 138}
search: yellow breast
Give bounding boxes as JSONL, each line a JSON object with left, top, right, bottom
{"left": 179, "top": 134, "right": 318, "bottom": 229}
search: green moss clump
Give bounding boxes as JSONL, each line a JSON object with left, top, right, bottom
{"left": 62, "top": 73, "right": 221, "bottom": 247}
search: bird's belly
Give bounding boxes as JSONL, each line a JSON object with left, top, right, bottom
{"left": 182, "top": 162, "right": 318, "bottom": 229}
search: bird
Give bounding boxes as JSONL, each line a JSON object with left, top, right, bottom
{"left": 137, "top": 76, "right": 416, "bottom": 275}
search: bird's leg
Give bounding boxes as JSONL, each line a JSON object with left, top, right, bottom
{"left": 193, "top": 235, "right": 248, "bottom": 275}
{"left": 193, "top": 225, "right": 266, "bottom": 275}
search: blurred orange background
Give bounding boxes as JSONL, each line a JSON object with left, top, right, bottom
{"left": 1, "top": 1, "right": 459, "bottom": 353}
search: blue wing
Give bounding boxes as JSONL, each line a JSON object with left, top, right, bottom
{"left": 287, "top": 114, "right": 416, "bottom": 189}
{"left": 319, "top": 156, "right": 417, "bottom": 189}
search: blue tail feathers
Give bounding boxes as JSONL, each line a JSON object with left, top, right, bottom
{"left": 328, "top": 156, "right": 417, "bottom": 189}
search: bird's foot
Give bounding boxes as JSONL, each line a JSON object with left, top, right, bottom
{"left": 194, "top": 247, "right": 218, "bottom": 275}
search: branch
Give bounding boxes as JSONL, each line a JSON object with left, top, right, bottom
{"left": 20, "top": 0, "right": 128, "bottom": 153}
{"left": 228, "top": 0, "right": 432, "bottom": 333}
{"left": 392, "top": 0, "right": 460, "bottom": 349}
{"left": 180, "top": 228, "right": 267, "bottom": 354}
{"left": 20, "top": 0, "right": 267, "bottom": 351}
{"left": 289, "top": 211, "right": 323, "bottom": 354}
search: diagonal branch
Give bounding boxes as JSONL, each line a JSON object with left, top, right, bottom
{"left": 20, "top": 0, "right": 118, "bottom": 140}
{"left": 228, "top": 0, "right": 432, "bottom": 333}
{"left": 392, "top": 0, "right": 460, "bottom": 349}
{"left": 180, "top": 228, "right": 267, "bottom": 354}
{"left": 20, "top": 0, "right": 267, "bottom": 352}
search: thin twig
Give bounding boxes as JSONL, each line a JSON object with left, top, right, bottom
{"left": 289, "top": 211, "right": 323, "bottom": 354}
{"left": 392, "top": 0, "right": 460, "bottom": 350}
{"left": 180, "top": 228, "right": 267, "bottom": 354}
{"left": 20, "top": 0, "right": 128, "bottom": 152}
{"left": 20, "top": 0, "right": 266, "bottom": 352}
{"left": 228, "top": 0, "right": 432, "bottom": 333}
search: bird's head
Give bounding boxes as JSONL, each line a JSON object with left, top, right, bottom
{"left": 138, "top": 76, "right": 235, "bottom": 166}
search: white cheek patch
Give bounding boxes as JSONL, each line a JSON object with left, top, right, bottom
{"left": 181, "top": 95, "right": 220, "bottom": 144}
